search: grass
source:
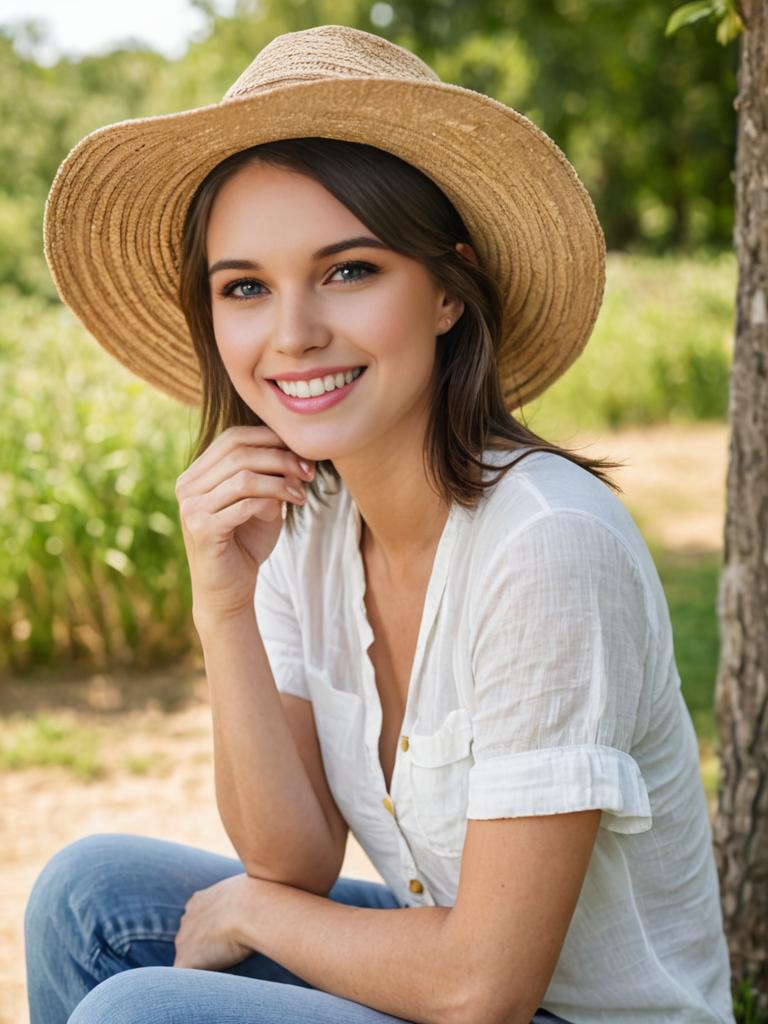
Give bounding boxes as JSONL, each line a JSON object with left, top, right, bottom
{"left": 0, "top": 714, "right": 104, "bottom": 779}
{"left": 651, "top": 543, "right": 722, "bottom": 744}
{"left": 650, "top": 543, "right": 724, "bottom": 806}
{"left": 733, "top": 979, "right": 768, "bottom": 1024}
{"left": 0, "top": 710, "right": 180, "bottom": 780}
{"left": 0, "top": 290, "right": 197, "bottom": 674}
{"left": 520, "top": 249, "right": 735, "bottom": 438}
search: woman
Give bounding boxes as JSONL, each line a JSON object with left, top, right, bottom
{"left": 26, "top": 24, "right": 734, "bottom": 1024}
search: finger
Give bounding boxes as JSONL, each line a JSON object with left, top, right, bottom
{"left": 178, "top": 424, "right": 290, "bottom": 488}
{"left": 202, "top": 470, "right": 305, "bottom": 516}
{"left": 180, "top": 473, "right": 304, "bottom": 542}
{"left": 178, "top": 445, "right": 312, "bottom": 502}
{"left": 185, "top": 494, "right": 285, "bottom": 541}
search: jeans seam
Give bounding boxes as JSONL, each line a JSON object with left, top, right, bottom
{"left": 89, "top": 930, "right": 179, "bottom": 976}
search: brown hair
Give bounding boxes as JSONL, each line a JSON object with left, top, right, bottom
{"left": 178, "top": 137, "right": 623, "bottom": 533}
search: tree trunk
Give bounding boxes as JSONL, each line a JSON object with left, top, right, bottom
{"left": 713, "top": 0, "right": 768, "bottom": 1012}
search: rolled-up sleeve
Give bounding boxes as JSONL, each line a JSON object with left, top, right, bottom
{"left": 253, "top": 534, "right": 309, "bottom": 701}
{"left": 467, "top": 511, "right": 654, "bottom": 834}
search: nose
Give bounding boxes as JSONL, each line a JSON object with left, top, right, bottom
{"left": 269, "top": 286, "right": 331, "bottom": 358}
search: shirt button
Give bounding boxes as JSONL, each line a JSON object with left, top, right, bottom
{"left": 382, "top": 796, "right": 395, "bottom": 816}
{"left": 408, "top": 878, "right": 424, "bottom": 893}
{"left": 400, "top": 736, "right": 409, "bottom": 751}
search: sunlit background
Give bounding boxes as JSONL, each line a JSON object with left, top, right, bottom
{"left": 0, "top": 3, "right": 737, "bottom": 1021}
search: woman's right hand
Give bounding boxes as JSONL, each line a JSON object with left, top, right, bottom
{"left": 175, "top": 425, "right": 314, "bottom": 625}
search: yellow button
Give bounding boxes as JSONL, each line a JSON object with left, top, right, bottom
{"left": 400, "top": 736, "right": 409, "bottom": 751}
{"left": 408, "top": 878, "right": 424, "bottom": 893}
{"left": 382, "top": 796, "right": 395, "bottom": 816}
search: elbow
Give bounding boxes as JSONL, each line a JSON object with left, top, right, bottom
{"left": 449, "top": 982, "right": 531, "bottom": 1024}
{"left": 241, "top": 860, "right": 339, "bottom": 897}
{"left": 451, "top": 1003, "right": 528, "bottom": 1024}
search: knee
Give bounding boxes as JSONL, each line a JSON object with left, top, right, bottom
{"left": 24, "top": 834, "right": 128, "bottom": 952}
{"left": 66, "top": 967, "right": 175, "bottom": 1024}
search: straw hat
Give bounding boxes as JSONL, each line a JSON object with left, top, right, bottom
{"left": 44, "top": 23, "right": 606, "bottom": 410}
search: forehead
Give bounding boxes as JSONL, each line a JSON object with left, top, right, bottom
{"left": 206, "top": 162, "right": 367, "bottom": 258}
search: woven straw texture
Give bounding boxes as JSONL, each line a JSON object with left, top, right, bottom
{"left": 44, "top": 24, "right": 606, "bottom": 409}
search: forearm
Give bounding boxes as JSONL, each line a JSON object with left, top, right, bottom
{"left": 233, "top": 880, "right": 467, "bottom": 1024}
{"left": 196, "top": 607, "right": 337, "bottom": 893}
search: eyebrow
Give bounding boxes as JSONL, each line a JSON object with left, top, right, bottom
{"left": 207, "top": 236, "right": 390, "bottom": 277}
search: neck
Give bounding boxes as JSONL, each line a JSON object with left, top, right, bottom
{"left": 332, "top": 428, "right": 450, "bottom": 583}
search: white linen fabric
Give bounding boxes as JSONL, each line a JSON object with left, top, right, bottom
{"left": 254, "top": 447, "right": 734, "bottom": 1024}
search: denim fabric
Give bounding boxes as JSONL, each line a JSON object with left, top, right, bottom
{"left": 24, "top": 832, "right": 573, "bottom": 1023}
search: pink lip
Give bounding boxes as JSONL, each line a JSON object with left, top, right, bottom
{"left": 268, "top": 368, "right": 367, "bottom": 414}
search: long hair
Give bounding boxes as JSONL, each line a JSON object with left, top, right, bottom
{"left": 178, "top": 137, "right": 623, "bottom": 533}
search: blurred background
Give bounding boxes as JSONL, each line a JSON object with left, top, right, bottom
{"left": 0, "top": 1, "right": 737, "bottom": 1020}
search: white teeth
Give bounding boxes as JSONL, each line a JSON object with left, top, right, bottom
{"left": 275, "top": 367, "right": 363, "bottom": 398}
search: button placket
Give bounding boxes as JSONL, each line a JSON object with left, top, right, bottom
{"left": 389, "top": 736, "right": 436, "bottom": 907}
{"left": 345, "top": 488, "right": 452, "bottom": 910}
{"left": 351, "top": 498, "right": 458, "bottom": 809}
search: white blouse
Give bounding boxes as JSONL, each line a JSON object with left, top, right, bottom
{"left": 254, "top": 447, "right": 735, "bottom": 1024}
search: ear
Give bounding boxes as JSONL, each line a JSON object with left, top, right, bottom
{"left": 455, "top": 241, "right": 479, "bottom": 266}
{"left": 436, "top": 296, "right": 465, "bottom": 335}
{"left": 436, "top": 242, "right": 477, "bottom": 335}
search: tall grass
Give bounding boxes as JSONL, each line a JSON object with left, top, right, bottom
{"left": 1, "top": 251, "right": 736, "bottom": 674}
{"left": 1, "top": 291, "right": 197, "bottom": 673}
{"left": 520, "top": 250, "right": 735, "bottom": 439}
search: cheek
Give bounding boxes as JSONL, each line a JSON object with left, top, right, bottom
{"left": 211, "top": 307, "right": 262, "bottom": 377}
{"left": 360, "top": 287, "right": 437, "bottom": 368}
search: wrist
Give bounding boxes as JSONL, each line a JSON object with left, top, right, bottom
{"left": 230, "top": 874, "right": 273, "bottom": 948}
{"left": 193, "top": 602, "right": 258, "bottom": 641}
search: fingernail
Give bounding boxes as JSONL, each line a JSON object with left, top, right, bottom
{"left": 299, "top": 460, "right": 313, "bottom": 476}
{"left": 287, "top": 486, "right": 305, "bottom": 500}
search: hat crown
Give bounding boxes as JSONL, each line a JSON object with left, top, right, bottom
{"left": 223, "top": 24, "right": 441, "bottom": 100}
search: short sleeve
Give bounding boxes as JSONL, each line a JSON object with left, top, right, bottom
{"left": 253, "top": 534, "right": 309, "bottom": 701}
{"left": 467, "top": 511, "right": 654, "bottom": 834}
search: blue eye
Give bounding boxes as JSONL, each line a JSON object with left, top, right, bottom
{"left": 218, "top": 260, "right": 379, "bottom": 301}
{"left": 330, "top": 260, "right": 379, "bottom": 283}
{"left": 222, "top": 279, "right": 263, "bottom": 299}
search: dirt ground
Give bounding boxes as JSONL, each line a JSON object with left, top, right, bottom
{"left": 0, "top": 422, "right": 729, "bottom": 1024}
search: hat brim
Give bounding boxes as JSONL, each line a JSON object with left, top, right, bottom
{"left": 44, "top": 76, "right": 605, "bottom": 409}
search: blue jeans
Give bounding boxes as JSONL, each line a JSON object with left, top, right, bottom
{"left": 24, "top": 833, "right": 572, "bottom": 1023}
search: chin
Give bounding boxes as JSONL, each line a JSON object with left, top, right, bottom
{"left": 294, "top": 443, "right": 339, "bottom": 463}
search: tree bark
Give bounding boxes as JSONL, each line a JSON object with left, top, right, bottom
{"left": 713, "top": 0, "right": 768, "bottom": 1012}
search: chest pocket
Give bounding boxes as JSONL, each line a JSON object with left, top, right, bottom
{"left": 407, "top": 706, "right": 474, "bottom": 857}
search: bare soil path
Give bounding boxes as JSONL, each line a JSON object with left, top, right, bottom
{"left": 0, "top": 422, "right": 729, "bottom": 1024}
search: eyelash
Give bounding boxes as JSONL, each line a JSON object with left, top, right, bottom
{"left": 217, "top": 260, "right": 380, "bottom": 301}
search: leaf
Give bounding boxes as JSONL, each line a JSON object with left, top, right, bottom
{"left": 665, "top": 0, "right": 717, "bottom": 36}
{"left": 716, "top": 8, "right": 745, "bottom": 44}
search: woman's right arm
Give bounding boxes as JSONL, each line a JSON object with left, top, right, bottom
{"left": 194, "top": 610, "right": 347, "bottom": 896}
{"left": 176, "top": 424, "right": 344, "bottom": 896}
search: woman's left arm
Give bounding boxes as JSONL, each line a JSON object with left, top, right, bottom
{"left": 173, "top": 809, "right": 599, "bottom": 1024}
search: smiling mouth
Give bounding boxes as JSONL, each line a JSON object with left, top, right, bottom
{"left": 270, "top": 367, "right": 366, "bottom": 398}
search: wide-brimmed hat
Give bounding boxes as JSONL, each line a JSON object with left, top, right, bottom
{"left": 44, "top": 23, "right": 605, "bottom": 410}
